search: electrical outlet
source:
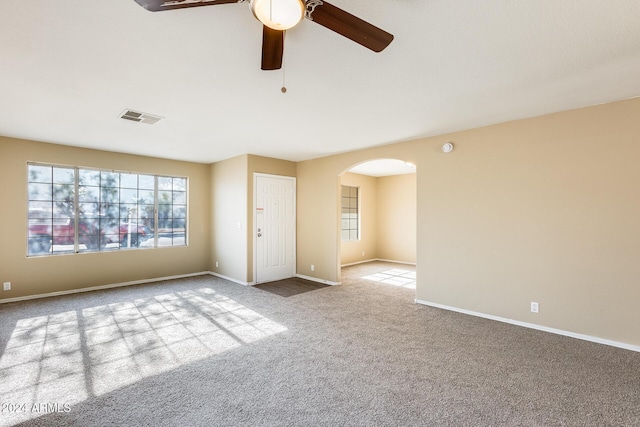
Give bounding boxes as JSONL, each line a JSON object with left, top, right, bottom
{"left": 531, "top": 302, "right": 539, "bottom": 313}
{"left": 3, "top": 282, "right": 11, "bottom": 291}
{"left": 362, "top": 251, "right": 365, "bottom": 256}
{"left": 215, "top": 261, "right": 219, "bottom": 268}
{"left": 311, "top": 264, "right": 315, "bottom": 272}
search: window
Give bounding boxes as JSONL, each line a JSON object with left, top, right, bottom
{"left": 341, "top": 185, "right": 359, "bottom": 241}
{"left": 157, "top": 176, "right": 187, "bottom": 247}
{"left": 27, "top": 163, "right": 187, "bottom": 256}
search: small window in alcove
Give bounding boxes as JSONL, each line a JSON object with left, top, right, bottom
{"left": 341, "top": 185, "right": 359, "bottom": 241}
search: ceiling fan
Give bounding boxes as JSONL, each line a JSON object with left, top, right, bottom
{"left": 133, "top": 0, "right": 394, "bottom": 70}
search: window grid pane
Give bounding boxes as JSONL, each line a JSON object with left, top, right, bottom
{"left": 27, "top": 165, "right": 76, "bottom": 256}
{"left": 157, "top": 177, "right": 187, "bottom": 247}
{"left": 340, "top": 185, "right": 359, "bottom": 241}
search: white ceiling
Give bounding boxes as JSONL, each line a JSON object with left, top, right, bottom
{"left": 1, "top": 0, "right": 639, "bottom": 165}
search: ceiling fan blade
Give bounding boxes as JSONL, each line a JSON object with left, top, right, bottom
{"left": 261, "top": 26, "right": 284, "bottom": 70}
{"left": 133, "top": 0, "right": 239, "bottom": 12}
{"left": 306, "top": 1, "right": 393, "bottom": 53}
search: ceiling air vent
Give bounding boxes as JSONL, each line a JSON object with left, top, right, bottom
{"left": 120, "top": 109, "right": 163, "bottom": 125}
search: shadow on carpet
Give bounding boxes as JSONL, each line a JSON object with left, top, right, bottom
{"left": 254, "top": 277, "right": 330, "bottom": 297}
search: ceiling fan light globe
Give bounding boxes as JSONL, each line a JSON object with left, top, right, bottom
{"left": 250, "top": 0, "right": 305, "bottom": 31}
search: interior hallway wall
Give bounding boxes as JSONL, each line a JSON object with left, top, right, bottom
{"left": 210, "top": 154, "right": 248, "bottom": 283}
{"left": 376, "top": 173, "right": 416, "bottom": 264}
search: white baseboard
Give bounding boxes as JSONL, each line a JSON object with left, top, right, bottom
{"left": 375, "top": 258, "right": 417, "bottom": 266}
{"left": 341, "top": 258, "right": 416, "bottom": 267}
{"left": 0, "top": 272, "right": 211, "bottom": 305}
{"left": 0, "top": 270, "right": 326, "bottom": 304}
{"left": 295, "top": 274, "right": 340, "bottom": 286}
{"left": 208, "top": 272, "right": 254, "bottom": 286}
{"left": 341, "top": 259, "right": 378, "bottom": 267}
{"left": 415, "top": 299, "right": 640, "bottom": 353}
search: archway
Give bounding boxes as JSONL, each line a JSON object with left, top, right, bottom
{"left": 338, "top": 158, "right": 417, "bottom": 289}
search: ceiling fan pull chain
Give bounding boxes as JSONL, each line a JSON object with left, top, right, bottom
{"left": 281, "top": 30, "right": 287, "bottom": 93}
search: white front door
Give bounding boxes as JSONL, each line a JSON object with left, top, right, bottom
{"left": 255, "top": 174, "right": 296, "bottom": 284}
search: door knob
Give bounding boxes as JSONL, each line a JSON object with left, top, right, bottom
{"left": 257, "top": 233, "right": 262, "bottom": 237}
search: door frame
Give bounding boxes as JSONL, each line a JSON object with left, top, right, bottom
{"left": 253, "top": 173, "right": 297, "bottom": 284}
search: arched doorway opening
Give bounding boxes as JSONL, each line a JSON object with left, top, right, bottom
{"left": 338, "top": 159, "right": 417, "bottom": 290}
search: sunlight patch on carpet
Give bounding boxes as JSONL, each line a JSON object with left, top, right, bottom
{"left": 0, "top": 288, "right": 286, "bottom": 426}
{"left": 361, "top": 269, "right": 416, "bottom": 289}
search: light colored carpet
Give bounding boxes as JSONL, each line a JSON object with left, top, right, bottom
{"left": 1, "top": 261, "right": 639, "bottom": 426}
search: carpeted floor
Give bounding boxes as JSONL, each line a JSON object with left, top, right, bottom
{"left": 1, "top": 261, "right": 639, "bottom": 426}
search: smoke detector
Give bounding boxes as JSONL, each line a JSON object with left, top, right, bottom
{"left": 120, "top": 109, "right": 163, "bottom": 125}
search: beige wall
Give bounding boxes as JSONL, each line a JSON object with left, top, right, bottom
{"left": 376, "top": 174, "right": 416, "bottom": 264}
{"left": 297, "top": 145, "right": 418, "bottom": 283}
{"left": 340, "top": 172, "right": 378, "bottom": 265}
{"left": 210, "top": 154, "right": 248, "bottom": 282}
{"left": 297, "top": 98, "right": 640, "bottom": 347}
{"left": 209, "top": 154, "right": 296, "bottom": 283}
{"left": 0, "top": 136, "right": 211, "bottom": 300}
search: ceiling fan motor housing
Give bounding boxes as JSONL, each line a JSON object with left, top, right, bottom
{"left": 250, "top": 0, "right": 306, "bottom": 31}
